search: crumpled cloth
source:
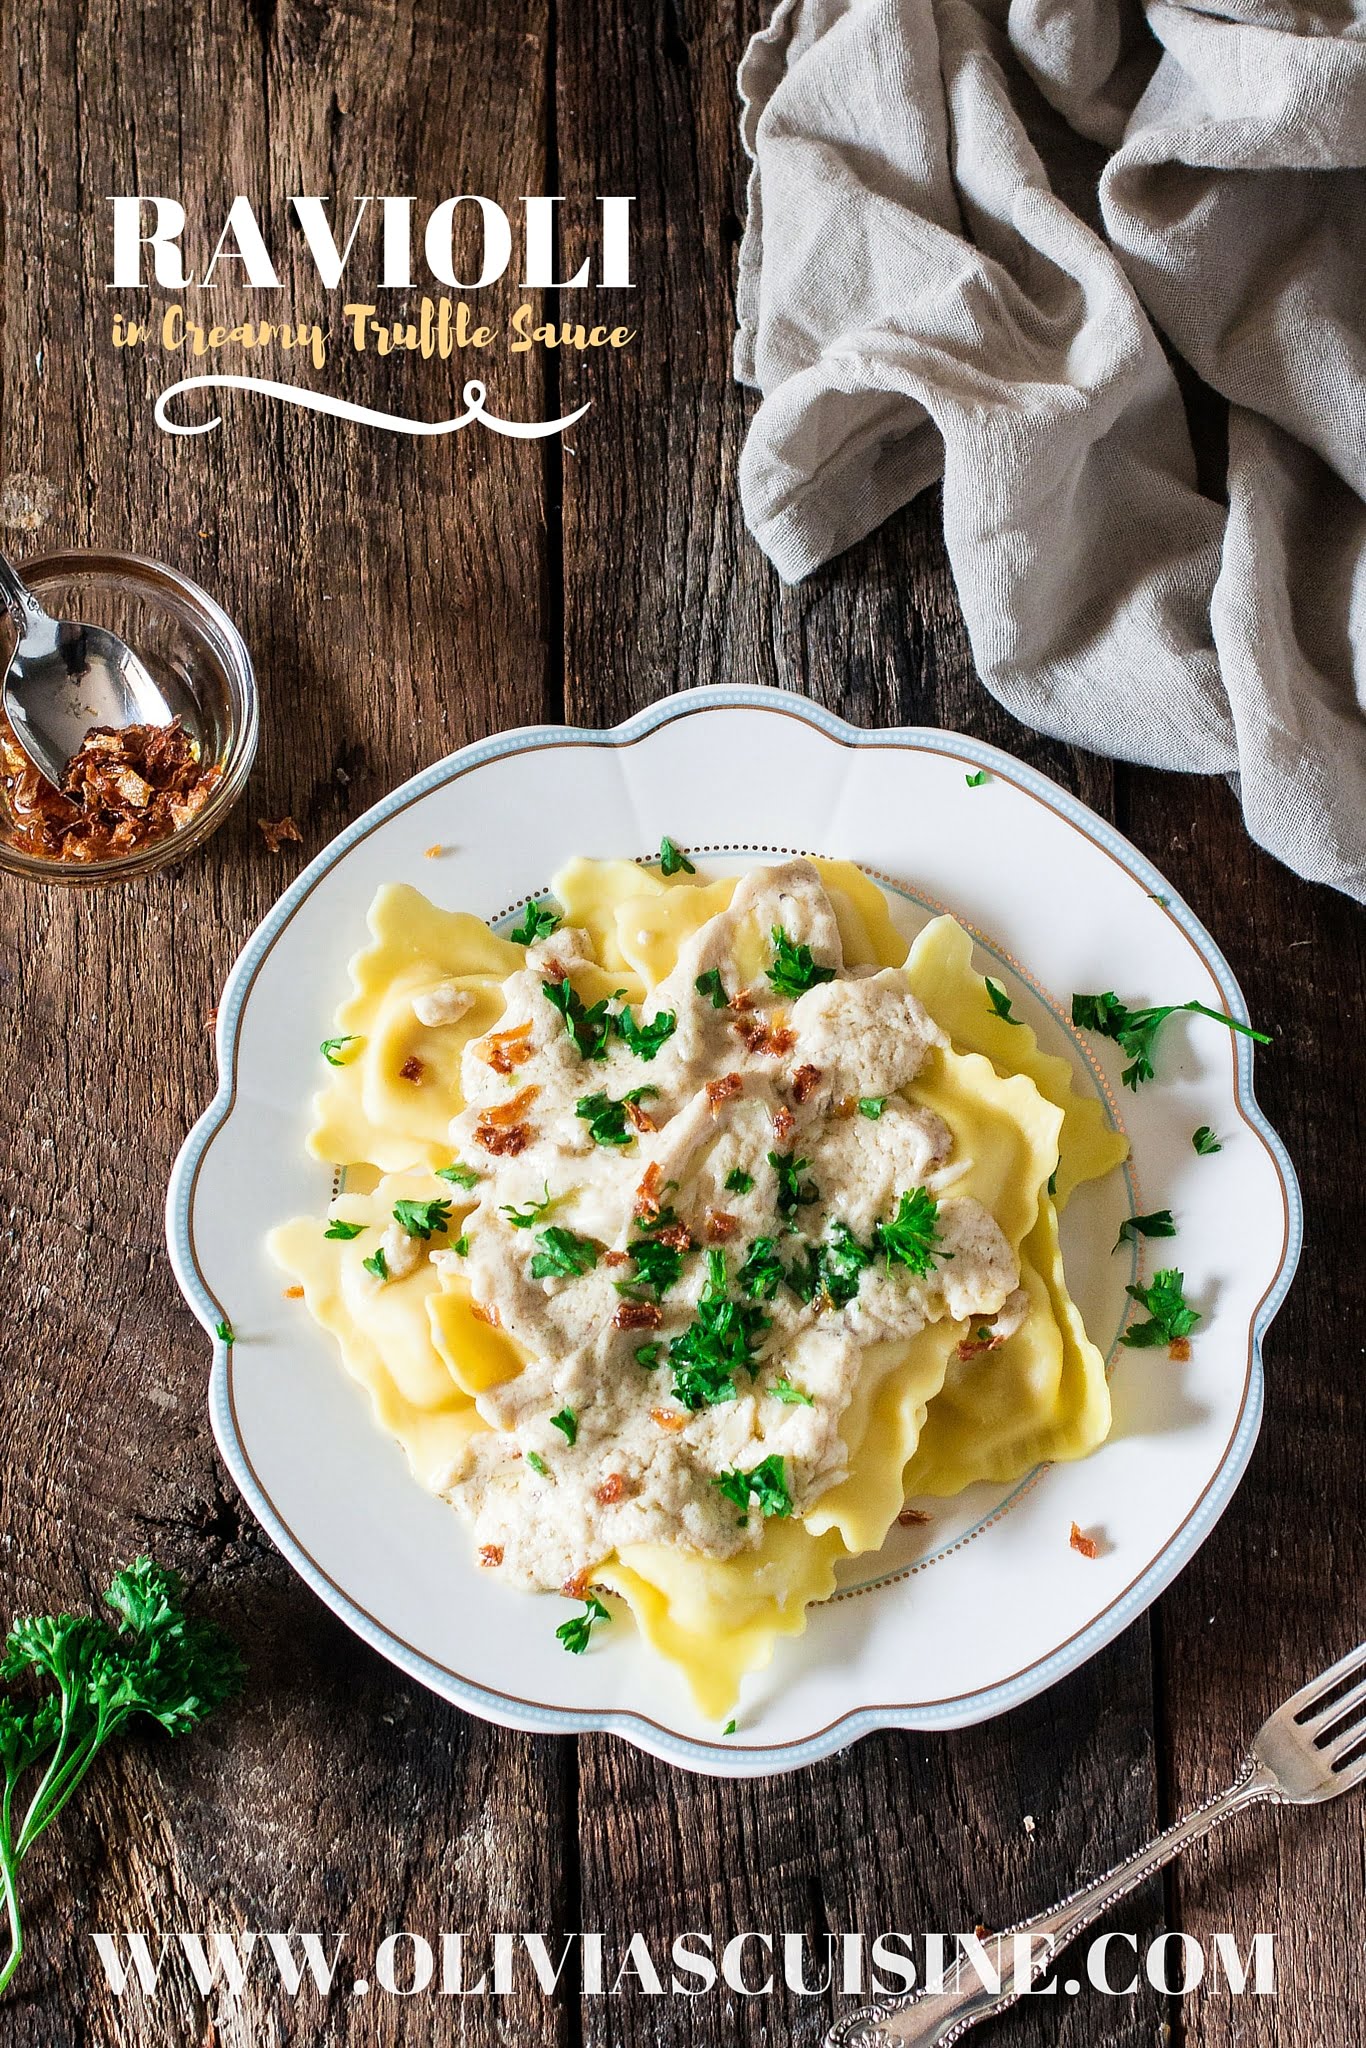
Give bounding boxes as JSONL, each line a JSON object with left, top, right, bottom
{"left": 734, "top": 0, "right": 1366, "bottom": 902}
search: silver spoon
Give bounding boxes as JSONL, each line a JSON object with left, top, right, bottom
{"left": 0, "top": 549, "right": 181, "bottom": 791}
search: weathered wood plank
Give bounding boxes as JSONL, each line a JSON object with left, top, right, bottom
{"left": 0, "top": 1, "right": 564, "bottom": 2041}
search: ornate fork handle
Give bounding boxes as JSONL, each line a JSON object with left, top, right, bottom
{"left": 827, "top": 1755, "right": 1278, "bottom": 2047}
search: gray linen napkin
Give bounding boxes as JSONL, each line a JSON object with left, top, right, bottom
{"left": 734, "top": 0, "right": 1366, "bottom": 902}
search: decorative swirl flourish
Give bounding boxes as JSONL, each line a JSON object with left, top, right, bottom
{"left": 153, "top": 375, "right": 591, "bottom": 440}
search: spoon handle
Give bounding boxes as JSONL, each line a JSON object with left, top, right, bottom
{"left": 0, "top": 550, "right": 46, "bottom": 636}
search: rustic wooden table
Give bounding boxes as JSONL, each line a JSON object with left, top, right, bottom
{"left": 2, "top": 3, "right": 1364, "bottom": 2043}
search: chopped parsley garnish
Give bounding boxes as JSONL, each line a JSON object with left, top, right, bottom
{"left": 873, "top": 1188, "right": 951, "bottom": 1278}
{"left": 214, "top": 1319, "right": 234, "bottom": 1345}
{"left": 985, "top": 977, "right": 1024, "bottom": 1027}
{"left": 549, "top": 1407, "right": 578, "bottom": 1447}
{"left": 501, "top": 1183, "right": 555, "bottom": 1228}
{"left": 737, "top": 1236, "right": 786, "bottom": 1301}
{"left": 453, "top": 1234, "right": 470, "bottom": 1256}
{"left": 714, "top": 1454, "right": 793, "bottom": 1521}
{"left": 767, "top": 926, "right": 837, "bottom": 1000}
{"left": 542, "top": 977, "right": 620, "bottom": 1060}
{"left": 658, "top": 836, "right": 696, "bottom": 877}
{"left": 361, "top": 1248, "right": 389, "bottom": 1282}
{"left": 1047, "top": 1169, "right": 1059, "bottom": 1196}
{"left": 324, "top": 1219, "right": 364, "bottom": 1240}
{"left": 814, "top": 1221, "right": 873, "bottom": 1308}
{"left": 576, "top": 1086, "right": 658, "bottom": 1148}
{"left": 1121, "top": 1268, "right": 1201, "bottom": 1348}
{"left": 392, "top": 1197, "right": 452, "bottom": 1239}
{"left": 769, "top": 1149, "right": 819, "bottom": 1221}
{"left": 614, "top": 1003, "right": 677, "bottom": 1061}
{"left": 1193, "top": 1126, "right": 1222, "bottom": 1156}
{"left": 556, "top": 1594, "right": 610, "bottom": 1654}
{"left": 724, "top": 1167, "right": 755, "bottom": 1196}
{"left": 857, "top": 1097, "right": 885, "bottom": 1120}
{"left": 723, "top": 1719, "right": 738, "bottom": 1736}
{"left": 964, "top": 769, "right": 990, "bottom": 788}
{"left": 668, "top": 1251, "right": 771, "bottom": 1410}
{"left": 627, "top": 1236, "right": 687, "bottom": 1298}
{"left": 529, "top": 1228, "right": 600, "bottom": 1281}
{"left": 1114, "top": 1209, "right": 1177, "bottom": 1252}
{"left": 695, "top": 969, "right": 729, "bottom": 1009}
{"left": 526, "top": 1450, "right": 549, "bottom": 1477}
{"left": 771, "top": 1378, "right": 814, "bottom": 1406}
{"left": 634, "top": 1342, "right": 662, "bottom": 1369}
{"left": 436, "top": 1162, "right": 481, "bottom": 1191}
{"left": 510, "top": 900, "right": 560, "bottom": 945}
{"left": 1071, "top": 991, "right": 1271, "bottom": 1091}
{"left": 320, "top": 1035, "right": 359, "bottom": 1066}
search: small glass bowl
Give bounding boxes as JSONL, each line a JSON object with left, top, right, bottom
{"left": 0, "top": 549, "right": 258, "bottom": 887}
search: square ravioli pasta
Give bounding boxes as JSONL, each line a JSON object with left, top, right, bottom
{"left": 271, "top": 854, "right": 1127, "bottom": 1720}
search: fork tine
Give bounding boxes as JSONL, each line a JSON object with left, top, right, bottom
{"left": 1326, "top": 1730, "right": 1366, "bottom": 1789}
{"left": 1285, "top": 1640, "right": 1366, "bottom": 1723}
{"left": 1324, "top": 1684, "right": 1366, "bottom": 1765}
{"left": 1306, "top": 1670, "right": 1366, "bottom": 1739}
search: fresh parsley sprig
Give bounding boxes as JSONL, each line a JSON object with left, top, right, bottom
{"left": 736, "top": 1237, "right": 786, "bottom": 1302}
{"left": 614, "top": 1004, "right": 677, "bottom": 1061}
{"left": 985, "top": 978, "right": 1024, "bottom": 1027}
{"left": 556, "top": 1595, "right": 610, "bottom": 1655}
{"left": 695, "top": 969, "right": 728, "bottom": 1009}
{"left": 549, "top": 1407, "right": 578, "bottom": 1446}
{"left": 767, "top": 927, "right": 836, "bottom": 1000}
{"left": 668, "top": 1252, "right": 771, "bottom": 1410}
{"left": 501, "top": 1184, "right": 556, "bottom": 1229}
{"left": 770, "top": 1378, "right": 814, "bottom": 1406}
{"left": 529, "top": 1228, "right": 599, "bottom": 1282}
{"left": 576, "top": 1087, "right": 658, "bottom": 1148}
{"left": 627, "top": 1237, "right": 687, "bottom": 1299}
{"left": 392, "top": 1198, "right": 452, "bottom": 1240}
{"left": 324, "top": 1219, "right": 364, "bottom": 1241}
{"left": 1072, "top": 992, "right": 1270, "bottom": 1091}
{"left": 1114, "top": 1210, "right": 1177, "bottom": 1252}
{"left": 319, "top": 1035, "right": 360, "bottom": 1067}
{"left": 873, "top": 1188, "right": 951, "bottom": 1279}
{"left": 1121, "top": 1268, "right": 1201, "bottom": 1348}
{"left": 542, "top": 978, "right": 620, "bottom": 1060}
{"left": 724, "top": 1167, "right": 754, "bottom": 1196}
{"left": 658, "top": 837, "right": 695, "bottom": 877}
{"left": 1192, "top": 1126, "right": 1222, "bottom": 1156}
{"left": 787, "top": 1221, "right": 872, "bottom": 1309}
{"left": 511, "top": 900, "right": 560, "bottom": 946}
{"left": 769, "top": 1150, "right": 819, "bottom": 1222}
{"left": 436, "top": 1162, "right": 481, "bottom": 1191}
{"left": 714, "top": 1455, "right": 792, "bottom": 1521}
{"left": 0, "top": 1560, "right": 242, "bottom": 1998}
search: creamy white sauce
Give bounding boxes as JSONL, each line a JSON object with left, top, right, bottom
{"left": 426, "top": 861, "right": 1019, "bottom": 1592}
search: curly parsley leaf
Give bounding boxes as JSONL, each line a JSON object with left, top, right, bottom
{"left": 668, "top": 1251, "right": 771, "bottom": 1411}
{"left": 324, "top": 1219, "right": 364, "bottom": 1241}
{"left": 361, "top": 1247, "right": 389, "bottom": 1282}
{"left": 392, "top": 1198, "right": 452, "bottom": 1240}
{"left": 549, "top": 1407, "right": 578, "bottom": 1447}
{"left": 874, "top": 1188, "right": 951, "bottom": 1279}
{"left": 769, "top": 1149, "right": 820, "bottom": 1222}
{"left": 627, "top": 1236, "right": 687, "bottom": 1298}
{"left": 556, "top": 1594, "right": 611, "bottom": 1655}
{"left": 1071, "top": 991, "right": 1271, "bottom": 1091}
{"left": 736, "top": 1236, "right": 786, "bottom": 1301}
{"left": 714, "top": 1454, "right": 793, "bottom": 1520}
{"left": 614, "top": 1004, "right": 677, "bottom": 1061}
{"left": 529, "top": 1228, "right": 600, "bottom": 1282}
{"left": 1114, "top": 1209, "right": 1177, "bottom": 1253}
{"left": 436, "top": 1162, "right": 481, "bottom": 1191}
{"left": 695, "top": 969, "right": 729, "bottom": 1009}
{"left": 658, "top": 836, "right": 696, "bottom": 877}
{"left": 1121, "top": 1268, "right": 1201, "bottom": 1347}
{"left": 319, "top": 1035, "right": 359, "bottom": 1067}
{"left": 501, "top": 1183, "right": 556, "bottom": 1229}
{"left": 985, "top": 977, "right": 1024, "bottom": 1027}
{"left": 767, "top": 927, "right": 837, "bottom": 1001}
{"left": 0, "top": 1560, "right": 241, "bottom": 1996}
{"left": 1192, "top": 1126, "right": 1222, "bottom": 1156}
{"left": 770, "top": 1378, "right": 814, "bottom": 1406}
{"left": 542, "top": 977, "right": 619, "bottom": 1061}
{"left": 511, "top": 900, "right": 560, "bottom": 946}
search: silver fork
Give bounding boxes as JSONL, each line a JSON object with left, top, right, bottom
{"left": 826, "top": 1640, "right": 1366, "bottom": 2047}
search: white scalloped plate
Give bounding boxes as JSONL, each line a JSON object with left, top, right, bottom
{"left": 167, "top": 688, "right": 1300, "bottom": 1776}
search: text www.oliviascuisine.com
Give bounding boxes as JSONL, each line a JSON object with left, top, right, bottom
{"left": 90, "top": 1928, "right": 1276, "bottom": 2003}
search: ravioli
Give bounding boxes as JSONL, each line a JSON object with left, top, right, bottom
{"left": 271, "top": 854, "right": 1127, "bottom": 1718}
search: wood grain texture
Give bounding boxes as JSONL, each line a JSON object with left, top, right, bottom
{"left": 0, "top": 0, "right": 1362, "bottom": 2042}
{"left": 0, "top": 2, "right": 565, "bottom": 2043}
